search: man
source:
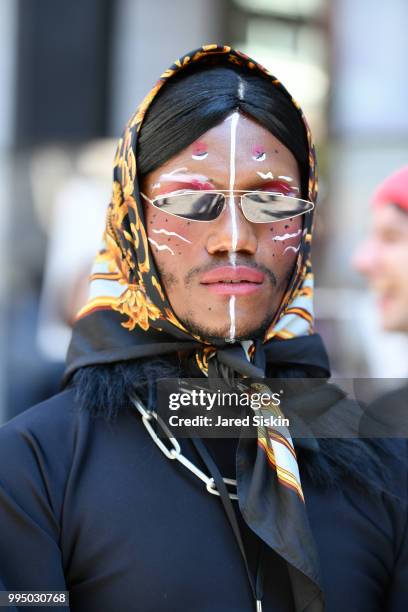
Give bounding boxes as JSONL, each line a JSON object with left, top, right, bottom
{"left": 353, "top": 165, "right": 408, "bottom": 333}
{"left": 1, "top": 46, "right": 407, "bottom": 612}
{"left": 353, "top": 166, "right": 408, "bottom": 438}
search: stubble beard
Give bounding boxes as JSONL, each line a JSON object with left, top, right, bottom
{"left": 178, "top": 309, "right": 276, "bottom": 343}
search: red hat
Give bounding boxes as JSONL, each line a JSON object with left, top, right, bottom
{"left": 372, "top": 165, "right": 408, "bottom": 212}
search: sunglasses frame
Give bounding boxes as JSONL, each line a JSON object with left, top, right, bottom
{"left": 140, "top": 190, "right": 315, "bottom": 224}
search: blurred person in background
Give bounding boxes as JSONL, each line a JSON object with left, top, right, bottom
{"left": 353, "top": 165, "right": 408, "bottom": 334}
{"left": 1, "top": 46, "right": 408, "bottom": 612}
{"left": 354, "top": 166, "right": 408, "bottom": 436}
{"left": 5, "top": 143, "right": 111, "bottom": 420}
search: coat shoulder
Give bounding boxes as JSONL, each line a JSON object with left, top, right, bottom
{"left": 0, "top": 389, "right": 85, "bottom": 526}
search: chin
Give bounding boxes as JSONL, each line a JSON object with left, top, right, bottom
{"left": 181, "top": 316, "right": 272, "bottom": 342}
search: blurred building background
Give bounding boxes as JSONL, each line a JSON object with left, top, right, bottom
{"left": 0, "top": 0, "right": 407, "bottom": 422}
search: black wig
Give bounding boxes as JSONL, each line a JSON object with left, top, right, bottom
{"left": 137, "top": 63, "right": 309, "bottom": 197}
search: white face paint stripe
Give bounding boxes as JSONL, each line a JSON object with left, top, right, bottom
{"left": 278, "top": 175, "right": 293, "bottom": 181}
{"left": 163, "top": 167, "right": 188, "bottom": 176}
{"left": 226, "top": 112, "right": 240, "bottom": 343}
{"left": 228, "top": 112, "right": 240, "bottom": 256}
{"left": 237, "top": 77, "right": 245, "bottom": 100}
{"left": 148, "top": 238, "right": 175, "bottom": 255}
{"left": 272, "top": 228, "right": 303, "bottom": 241}
{"left": 152, "top": 228, "right": 191, "bottom": 243}
{"left": 229, "top": 295, "right": 236, "bottom": 341}
{"left": 283, "top": 244, "right": 301, "bottom": 254}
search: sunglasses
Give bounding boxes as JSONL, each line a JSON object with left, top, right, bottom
{"left": 140, "top": 190, "right": 314, "bottom": 223}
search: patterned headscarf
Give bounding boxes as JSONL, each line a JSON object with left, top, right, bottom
{"left": 65, "top": 45, "right": 327, "bottom": 610}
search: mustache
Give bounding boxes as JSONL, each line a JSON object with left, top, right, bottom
{"left": 184, "top": 257, "right": 278, "bottom": 287}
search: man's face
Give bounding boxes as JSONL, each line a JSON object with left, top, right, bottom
{"left": 141, "top": 113, "right": 304, "bottom": 341}
{"left": 353, "top": 205, "right": 408, "bottom": 332}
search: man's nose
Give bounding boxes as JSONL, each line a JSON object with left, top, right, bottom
{"left": 205, "top": 198, "right": 258, "bottom": 256}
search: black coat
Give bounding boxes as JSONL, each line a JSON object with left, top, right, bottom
{"left": 0, "top": 388, "right": 407, "bottom": 611}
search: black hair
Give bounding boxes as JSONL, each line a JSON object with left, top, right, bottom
{"left": 137, "top": 62, "right": 310, "bottom": 198}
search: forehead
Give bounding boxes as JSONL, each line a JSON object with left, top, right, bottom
{"left": 144, "top": 112, "right": 300, "bottom": 187}
{"left": 196, "top": 113, "right": 282, "bottom": 146}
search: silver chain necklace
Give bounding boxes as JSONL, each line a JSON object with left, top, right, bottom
{"left": 131, "top": 395, "right": 265, "bottom": 611}
{"left": 130, "top": 395, "right": 238, "bottom": 500}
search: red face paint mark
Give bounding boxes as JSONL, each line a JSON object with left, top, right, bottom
{"left": 190, "top": 178, "right": 214, "bottom": 190}
{"left": 192, "top": 140, "right": 208, "bottom": 160}
{"left": 192, "top": 141, "right": 208, "bottom": 155}
{"left": 261, "top": 180, "right": 299, "bottom": 197}
{"left": 252, "top": 145, "right": 266, "bottom": 161}
{"left": 158, "top": 177, "right": 216, "bottom": 195}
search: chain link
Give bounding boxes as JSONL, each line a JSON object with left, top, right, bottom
{"left": 130, "top": 395, "right": 238, "bottom": 501}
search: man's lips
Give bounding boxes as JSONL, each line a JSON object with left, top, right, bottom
{"left": 200, "top": 266, "right": 265, "bottom": 295}
{"left": 200, "top": 265, "right": 265, "bottom": 283}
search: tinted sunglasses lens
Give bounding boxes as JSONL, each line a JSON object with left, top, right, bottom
{"left": 242, "top": 193, "right": 314, "bottom": 222}
{"left": 153, "top": 193, "right": 224, "bottom": 221}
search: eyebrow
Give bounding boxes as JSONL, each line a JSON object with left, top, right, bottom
{"left": 154, "top": 175, "right": 299, "bottom": 194}
{"left": 252, "top": 178, "right": 300, "bottom": 191}
{"left": 156, "top": 177, "right": 217, "bottom": 194}
{"left": 191, "top": 141, "right": 208, "bottom": 153}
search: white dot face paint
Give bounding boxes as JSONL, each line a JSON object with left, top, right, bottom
{"left": 152, "top": 228, "right": 191, "bottom": 244}
{"left": 148, "top": 237, "right": 175, "bottom": 256}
